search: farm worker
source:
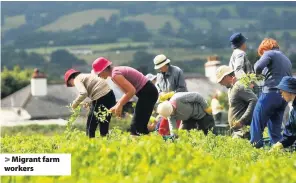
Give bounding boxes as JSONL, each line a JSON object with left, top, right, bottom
{"left": 211, "top": 91, "right": 223, "bottom": 125}
{"left": 153, "top": 54, "right": 187, "bottom": 135}
{"left": 228, "top": 33, "right": 262, "bottom": 97}
{"left": 269, "top": 76, "right": 296, "bottom": 151}
{"left": 216, "top": 65, "right": 258, "bottom": 139}
{"left": 269, "top": 76, "right": 296, "bottom": 152}
{"left": 157, "top": 92, "right": 215, "bottom": 136}
{"left": 145, "top": 73, "right": 157, "bottom": 85}
{"left": 64, "top": 69, "right": 116, "bottom": 138}
{"left": 92, "top": 57, "right": 158, "bottom": 136}
{"left": 250, "top": 38, "right": 292, "bottom": 148}
{"left": 154, "top": 54, "right": 188, "bottom": 95}
{"left": 229, "top": 33, "right": 254, "bottom": 78}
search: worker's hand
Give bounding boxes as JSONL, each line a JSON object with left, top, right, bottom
{"left": 110, "top": 103, "right": 123, "bottom": 117}
{"left": 205, "top": 107, "right": 212, "bottom": 115}
{"left": 149, "top": 116, "right": 156, "bottom": 124}
{"left": 82, "top": 102, "right": 91, "bottom": 109}
{"left": 71, "top": 103, "right": 79, "bottom": 109}
{"left": 269, "top": 142, "right": 284, "bottom": 153}
{"left": 231, "top": 121, "right": 243, "bottom": 130}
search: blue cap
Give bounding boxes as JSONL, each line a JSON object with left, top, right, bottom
{"left": 276, "top": 76, "right": 296, "bottom": 94}
{"left": 229, "top": 33, "right": 247, "bottom": 49}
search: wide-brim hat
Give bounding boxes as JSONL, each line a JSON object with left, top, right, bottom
{"left": 276, "top": 76, "right": 296, "bottom": 94}
{"left": 216, "top": 65, "right": 234, "bottom": 83}
{"left": 64, "top": 69, "right": 81, "bottom": 87}
{"left": 230, "top": 33, "right": 248, "bottom": 49}
{"left": 154, "top": 54, "right": 171, "bottom": 70}
{"left": 92, "top": 57, "right": 112, "bottom": 74}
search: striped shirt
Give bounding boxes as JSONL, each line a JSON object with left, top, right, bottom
{"left": 72, "top": 74, "right": 111, "bottom": 106}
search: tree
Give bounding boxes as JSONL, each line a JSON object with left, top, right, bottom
{"left": 282, "top": 32, "right": 292, "bottom": 41}
{"left": 217, "top": 8, "right": 231, "bottom": 19}
{"left": 50, "top": 49, "right": 85, "bottom": 68}
{"left": 158, "top": 21, "right": 175, "bottom": 36}
{"left": 267, "top": 32, "right": 277, "bottom": 40}
{"left": 289, "top": 53, "right": 296, "bottom": 71}
{"left": 1, "top": 66, "right": 33, "bottom": 98}
{"left": 131, "top": 51, "right": 155, "bottom": 75}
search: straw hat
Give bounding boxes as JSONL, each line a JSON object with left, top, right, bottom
{"left": 154, "top": 54, "right": 171, "bottom": 70}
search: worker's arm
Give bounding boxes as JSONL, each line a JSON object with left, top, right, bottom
{"left": 237, "top": 87, "right": 258, "bottom": 125}
{"left": 281, "top": 109, "right": 296, "bottom": 148}
{"left": 254, "top": 53, "right": 271, "bottom": 74}
{"left": 72, "top": 79, "right": 88, "bottom": 108}
{"left": 233, "top": 52, "right": 247, "bottom": 77}
{"left": 112, "top": 75, "right": 136, "bottom": 107}
{"left": 175, "top": 69, "right": 187, "bottom": 92}
{"left": 168, "top": 116, "right": 178, "bottom": 135}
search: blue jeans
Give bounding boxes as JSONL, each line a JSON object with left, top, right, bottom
{"left": 250, "top": 91, "right": 287, "bottom": 148}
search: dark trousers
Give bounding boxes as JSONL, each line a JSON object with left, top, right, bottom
{"left": 86, "top": 90, "right": 116, "bottom": 138}
{"left": 131, "top": 81, "right": 158, "bottom": 135}
{"left": 250, "top": 91, "right": 287, "bottom": 148}
{"left": 182, "top": 113, "right": 215, "bottom": 135}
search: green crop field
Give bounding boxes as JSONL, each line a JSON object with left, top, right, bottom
{"left": 2, "top": 15, "right": 26, "bottom": 32}
{"left": 125, "top": 14, "right": 181, "bottom": 30}
{"left": 1, "top": 129, "right": 295, "bottom": 183}
{"left": 38, "top": 9, "right": 119, "bottom": 32}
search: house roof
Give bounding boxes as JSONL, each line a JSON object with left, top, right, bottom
{"left": 1, "top": 84, "right": 78, "bottom": 119}
{"left": 1, "top": 80, "right": 137, "bottom": 120}
{"left": 185, "top": 76, "right": 227, "bottom": 99}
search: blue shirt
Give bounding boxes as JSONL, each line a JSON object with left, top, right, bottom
{"left": 254, "top": 49, "right": 292, "bottom": 93}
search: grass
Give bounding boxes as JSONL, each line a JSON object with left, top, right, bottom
{"left": 125, "top": 14, "right": 181, "bottom": 30}
{"left": 26, "top": 42, "right": 151, "bottom": 55}
{"left": 269, "top": 30, "right": 296, "bottom": 37}
{"left": 2, "top": 15, "right": 26, "bottom": 32}
{"left": 38, "top": 9, "right": 119, "bottom": 32}
{"left": 273, "top": 7, "right": 296, "bottom": 15}
{"left": 192, "top": 18, "right": 211, "bottom": 30}
{"left": 175, "top": 5, "right": 238, "bottom": 17}
{"left": 77, "top": 50, "right": 137, "bottom": 65}
{"left": 221, "top": 19, "right": 258, "bottom": 29}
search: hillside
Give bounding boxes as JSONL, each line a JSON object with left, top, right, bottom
{"left": 2, "top": 2, "right": 296, "bottom": 79}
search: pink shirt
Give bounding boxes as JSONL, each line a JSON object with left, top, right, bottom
{"left": 111, "top": 66, "right": 148, "bottom": 93}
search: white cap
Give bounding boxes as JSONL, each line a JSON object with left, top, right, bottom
{"left": 154, "top": 54, "right": 171, "bottom": 70}
{"left": 157, "top": 101, "right": 174, "bottom": 118}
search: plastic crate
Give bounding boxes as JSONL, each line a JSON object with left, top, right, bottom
{"left": 213, "top": 124, "right": 231, "bottom": 136}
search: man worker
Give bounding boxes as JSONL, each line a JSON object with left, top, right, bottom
{"left": 216, "top": 65, "right": 258, "bottom": 139}
{"left": 157, "top": 92, "right": 215, "bottom": 136}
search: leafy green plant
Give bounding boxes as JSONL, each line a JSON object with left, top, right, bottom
{"left": 239, "top": 73, "right": 265, "bottom": 88}
{"left": 93, "top": 105, "right": 112, "bottom": 123}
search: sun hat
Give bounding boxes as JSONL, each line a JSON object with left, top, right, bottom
{"left": 92, "top": 57, "right": 112, "bottom": 74}
{"left": 154, "top": 54, "right": 171, "bottom": 70}
{"left": 276, "top": 76, "right": 296, "bottom": 94}
{"left": 157, "top": 101, "right": 174, "bottom": 119}
{"left": 216, "top": 65, "right": 234, "bottom": 83}
{"left": 64, "top": 69, "right": 81, "bottom": 87}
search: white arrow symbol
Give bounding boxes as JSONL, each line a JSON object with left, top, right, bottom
{"left": 5, "top": 157, "right": 10, "bottom": 162}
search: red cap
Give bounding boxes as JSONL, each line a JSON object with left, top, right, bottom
{"left": 64, "top": 69, "right": 80, "bottom": 87}
{"left": 92, "top": 57, "right": 112, "bottom": 74}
